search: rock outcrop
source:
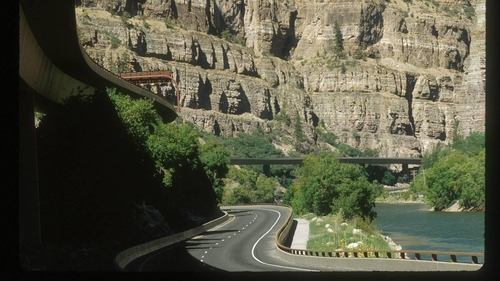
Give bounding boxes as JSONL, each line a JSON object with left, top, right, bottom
{"left": 75, "top": 0, "right": 485, "bottom": 156}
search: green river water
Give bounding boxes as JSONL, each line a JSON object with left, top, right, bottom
{"left": 374, "top": 203, "right": 485, "bottom": 263}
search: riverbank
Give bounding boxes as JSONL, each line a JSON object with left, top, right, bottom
{"left": 375, "top": 189, "right": 425, "bottom": 204}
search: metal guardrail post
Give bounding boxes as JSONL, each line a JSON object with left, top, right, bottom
{"left": 431, "top": 254, "right": 438, "bottom": 261}
{"left": 472, "top": 256, "right": 479, "bottom": 264}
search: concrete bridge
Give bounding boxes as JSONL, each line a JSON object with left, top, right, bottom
{"left": 19, "top": 0, "right": 178, "bottom": 257}
{"left": 230, "top": 157, "right": 421, "bottom": 177}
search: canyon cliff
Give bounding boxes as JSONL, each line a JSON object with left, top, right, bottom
{"left": 75, "top": 0, "right": 485, "bottom": 157}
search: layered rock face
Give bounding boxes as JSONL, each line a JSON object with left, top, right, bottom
{"left": 76, "top": 0, "right": 485, "bottom": 157}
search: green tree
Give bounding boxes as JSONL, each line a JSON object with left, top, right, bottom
{"left": 199, "top": 140, "right": 230, "bottom": 202}
{"left": 451, "top": 132, "right": 485, "bottom": 156}
{"left": 108, "top": 88, "right": 161, "bottom": 145}
{"left": 225, "top": 187, "right": 253, "bottom": 205}
{"left": 146, "top": 122, "right": 201, "bottom": 187}
{"left": 412, "top": 149, "right": 485, "bottom": 210}
{"left": 294, "top": 113, "right": 306, "bottom": 145}
{"left": 288, "top": 152, "right": 382, "bottom": 220}
{"left": 333, "top": 21, "right": 345, "bottom": 59}
{"left": 254, "top": 175, "right": 277, "bottom": 203}
{"left": 459, "top": 149, "right": 485, "bottom": 209}
{"left": 382, "top": 170, "right": 396, "bottom": 185}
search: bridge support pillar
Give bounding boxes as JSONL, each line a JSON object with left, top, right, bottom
{"left": 402, "top": 163, "right": 409, "bottom": 177}
{"left": 263, "top": 164, "right": 271, "bottom": 177}
{"left": 19, "top": 83, "right": 42, "bottom": 265}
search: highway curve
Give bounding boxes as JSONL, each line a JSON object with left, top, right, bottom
{"left": 127, "top": 205, "right": 482, "bottom": 272}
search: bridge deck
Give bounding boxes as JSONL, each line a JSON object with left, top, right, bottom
{"left": 230, "top": 157, "right": 422, "bottom": 165}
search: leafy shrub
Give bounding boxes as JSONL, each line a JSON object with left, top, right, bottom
{"left": 108, "top": 88, "right": 160, "bottom": 144}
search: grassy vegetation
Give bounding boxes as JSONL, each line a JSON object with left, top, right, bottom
{"left": 164, "top": 16, "right": 176, "bottom": 29}
{"left": 315, "top": 122, "right": 378, "bottom": 157}
{"left": 220, "top": 29, "right": 245, "bottom": 45}
{"left": 110, "top": 35, "right": 121, "bottom": 49}
{"left": 303, "top": 213, "right": 391, "bottom": 255}
{"left": 376, "top": 189, "right": 422, "bottom": 203}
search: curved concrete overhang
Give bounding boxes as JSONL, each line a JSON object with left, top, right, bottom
{"left": 19, "top": 0, "right": 177, "bottom": 122}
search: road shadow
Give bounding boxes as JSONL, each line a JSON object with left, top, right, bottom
{"left": 126, "top": 243, "right": 224, "bottom": 272}
{"left": 223, "top": 210, "right": 251, "bottom": 215}
{"left": 200, "top": 229, "right": 238, "bottom": 235}
{"left": 282, "top": 220, "right": 298, "bottom": 247}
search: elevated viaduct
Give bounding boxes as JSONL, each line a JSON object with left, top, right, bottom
{"left": 19, "top": 0, "right": 177, "bottom": 257}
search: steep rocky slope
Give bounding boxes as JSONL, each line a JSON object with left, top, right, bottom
{"left": 75, "top": 0, "right": 485, "bottom": 157}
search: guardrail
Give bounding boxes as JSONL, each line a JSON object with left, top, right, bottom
{"left": 114, "top": 211, "right": 229, "bottom": 271}
{"left": 275, "top": 206, "right": 483, "bottom": 265}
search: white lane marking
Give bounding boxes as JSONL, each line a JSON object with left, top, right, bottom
{"left": 250, "top": 208, "right": 318, "bottom": 272}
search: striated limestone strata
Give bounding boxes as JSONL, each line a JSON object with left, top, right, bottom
{"left": 75, "top": 0, "right": 485, "bottom": 157}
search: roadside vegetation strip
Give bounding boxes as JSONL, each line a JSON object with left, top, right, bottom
{"left": 304, "top": 213, "right": 393, "bottom": 256}
{"left": 114, "top": 211, "right": 229, "bottom": 270}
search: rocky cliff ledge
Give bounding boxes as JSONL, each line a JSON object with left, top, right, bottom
{"left": 75, "top": 0, "right": 485, "bottom": 157}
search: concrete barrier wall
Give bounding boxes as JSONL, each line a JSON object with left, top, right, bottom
{"left": 114, "top": 212, "right": 229, "bottom": 270}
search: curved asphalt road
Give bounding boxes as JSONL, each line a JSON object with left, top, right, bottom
{"left": 128, "top": 205, "right": 482, "bottom": 272}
